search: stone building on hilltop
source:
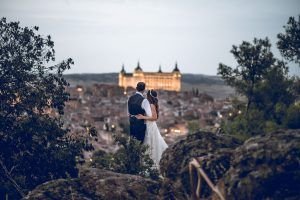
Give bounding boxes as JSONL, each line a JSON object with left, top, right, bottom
{"left": 118, "top": 62, "right": 181, "bottom": 92}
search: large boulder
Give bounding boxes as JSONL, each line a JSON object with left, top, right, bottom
{"left": 23, "top": 178, "right": 90, "bottom": 200}
{"left": 160, "top": 129, "right": 300, "bottom": 200}
{"left": 159, "top": 131, "right": 242, "bottom": 199}
{"left": 79, "top": 168, "right": 160, "bottom": 199}
{"left": 24, "top": 168, "right": 160, "bottom": 200}
{"left": 217, "top": 129, "right": 300, "bottom": 200}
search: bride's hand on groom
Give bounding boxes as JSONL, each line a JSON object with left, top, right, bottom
{"left": 135, "top": 114, "right": 144, "bottom": 119}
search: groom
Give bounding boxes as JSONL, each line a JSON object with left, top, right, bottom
{"left": 128, "top": 82, "right": 152, "bottom": 142}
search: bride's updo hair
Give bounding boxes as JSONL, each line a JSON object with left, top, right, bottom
{"left": 147, "top": 89, "right": 159, "bottom": 119}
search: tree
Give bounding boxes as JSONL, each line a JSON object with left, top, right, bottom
{"left": 0, "top": 18, "right": 82, "bottom": 199}
{"left": 218, "top": 38, "right": 276, "bottom": 115}
{"left": 277, "top": 15, "right": 300, "bottom": 65}
{"left": 218, "top": 37, "right": 296, "bottom": 137}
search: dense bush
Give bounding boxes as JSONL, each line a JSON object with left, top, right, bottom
{"left": 90, "top": 134, "right": 159, "bottom": 180}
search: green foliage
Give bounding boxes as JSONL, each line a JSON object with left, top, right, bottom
{"left": 221, "top": 108, "right": 266, "bottom": 140}
{"left": 277, "top": 15, "right": 300, "bottom": 65}
{"left": 221, "top": 102, "right": 298, "bottom": 140}
{"left": 292, "top": 77, "right": 300, "bottom": 96}
{"left": 264, "top": 120, "right": 280, "bottom": 133}
{"left": 0, "top": 18, "right": 81, "bottom": 199}
{"left": 284, "top": 103, "right": 300, "bottom": 129}
{"left": 90, "top": 150, "right": 113, "bottom": 169}
{"left": 187, "top": 120, "right": 200, "bottom": 134}
{"left": 255, "top": 63, "right": 295, "bottom": 122}
{"left": 90, "top": 134, "right": 159, "bottom": 180}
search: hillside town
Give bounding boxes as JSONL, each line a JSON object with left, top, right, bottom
{"left": 62, "top": 83, "right": 237, "bottom": 155}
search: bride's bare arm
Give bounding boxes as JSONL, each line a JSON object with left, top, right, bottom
{"left": 136, "top": 104, "right": 157, "bottom": 121}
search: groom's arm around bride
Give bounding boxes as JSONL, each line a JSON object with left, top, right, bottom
{"left": 127, "top": 82, "right": 152, "bottom": 142}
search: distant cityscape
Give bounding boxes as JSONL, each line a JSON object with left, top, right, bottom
{"left": 59, "top": 80, "right": 237, "bottom": 159}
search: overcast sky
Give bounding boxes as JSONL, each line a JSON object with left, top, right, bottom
{"left": 1, "top": 0, "right": 299, "bottom": 75}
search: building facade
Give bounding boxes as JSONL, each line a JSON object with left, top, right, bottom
{"left": 118, "top": 62, "right": 181, "bottom": 91}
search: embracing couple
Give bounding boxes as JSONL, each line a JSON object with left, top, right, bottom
{"left": 128, "top": 82, "right": 168, "bottom": 168}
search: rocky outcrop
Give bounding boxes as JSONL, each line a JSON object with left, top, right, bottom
{"left": 24, "top": 168, "right": 160, "bottom": 200}
{"left": 159, "top": 129, "right": 300, "bottom": 200}
{"left": 159, "top": 131, "right": 242, "bottom": 199}
{"left": 217, "top": 129, "right": 300, "bottom": 200}
{"left": 24, "top": 129, "right": 300, "bottom": 200}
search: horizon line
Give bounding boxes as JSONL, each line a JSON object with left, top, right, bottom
{"left": 63, "top": 72, "right": 221, "bottom": 76}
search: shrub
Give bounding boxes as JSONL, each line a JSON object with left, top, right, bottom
{"left": 90, "top": 134, "right": 159, "bottom": 180}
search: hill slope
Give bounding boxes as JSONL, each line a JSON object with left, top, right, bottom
{"left": 64, "top": 73, "right": 225, "bottom": 85}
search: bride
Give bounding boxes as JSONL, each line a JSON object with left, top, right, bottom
{"left": 136, "top": 89, "right": 168, "bottom": 169}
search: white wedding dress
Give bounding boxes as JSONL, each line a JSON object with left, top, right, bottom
{"left": 143, "top": 120, "right": 168, "bottom": 168}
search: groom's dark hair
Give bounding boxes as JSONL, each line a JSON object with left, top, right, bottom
{"left": 136, "top": 82, "right": 146, "bottom": 92}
